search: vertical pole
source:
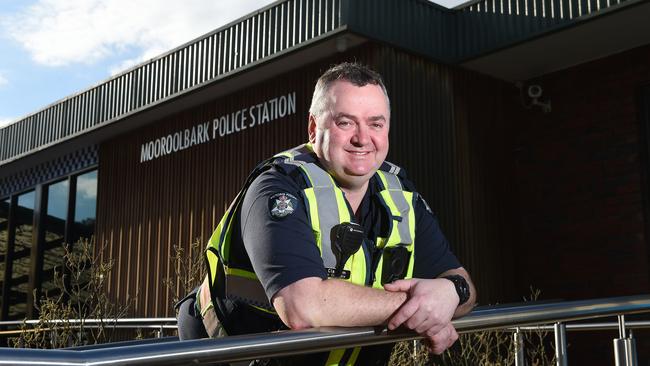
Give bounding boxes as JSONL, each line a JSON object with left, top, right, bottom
{"left": 412, "top": 340, "right": 418, "bottom": 360}
{"left": 514, "top": 328, "right": 526, "bottom": 366}
{"left": 618, "top": 315, "right": 626, "bottom": 338}
{"left": 627, "top": 332, "right": 638, "bottom": 366}
{"left": 158, "top": 324, "right": 164, "bottom": 339}
{"left": 613, "top": 315, "right": 631, "bottom": 366}
{"left": 554, "top": 322, "right": 568, "bottom": 366}
{"left": 613, "top": 338, "right": 629, "bottom": 366}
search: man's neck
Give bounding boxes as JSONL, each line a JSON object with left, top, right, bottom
{"left": 340, "top": 181, "right": 369, "bottom": 215}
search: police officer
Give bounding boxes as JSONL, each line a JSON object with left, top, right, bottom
{"left": 177, "top": 62, "right": 476, "bottom": 365}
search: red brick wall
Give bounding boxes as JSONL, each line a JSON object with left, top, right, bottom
{"left": 506, "top": 45, "right": 650, "bottom": 364}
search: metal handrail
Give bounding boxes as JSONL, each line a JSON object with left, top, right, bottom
{"left": 0, "top": 317, "right": 178, "bottom": 337}
{"left": 0, "top": 294, "right": 648, "bottom": 365}
{"left": 5, "top": 317, "right": 650, "bottom": 338}
{"left": 0, "top": 318, "right": 176, "bottom": 327}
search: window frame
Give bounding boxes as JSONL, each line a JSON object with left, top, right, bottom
{"left": 0, "top": 166, "right": 98, "bottom": 320}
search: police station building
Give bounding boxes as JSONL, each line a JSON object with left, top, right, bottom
{"left": 2, "top": 0, "right": 650, "bottom": 361}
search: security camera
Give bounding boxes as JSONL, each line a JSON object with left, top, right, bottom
{"left": 527, "top": 84, "right": 543, "bottom": 99}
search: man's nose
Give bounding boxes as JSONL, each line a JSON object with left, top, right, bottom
{"left": 351, "top": 124, "right": 369, "bottom": 146}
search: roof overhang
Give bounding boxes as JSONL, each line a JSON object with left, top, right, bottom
{"left": 459, "top": 0, "right": 650, "bottom": 82}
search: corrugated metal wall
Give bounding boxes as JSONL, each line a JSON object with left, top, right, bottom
{"left": 97, "top": 57, "right": 323, "bottom": 317}
{"left": 373, "top": 46, "right": 516, "bottom": 303}
{"left": 97, "top": 43, "right": 516, "bottom": 317}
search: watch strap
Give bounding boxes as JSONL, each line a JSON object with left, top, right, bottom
{"left": 442, "top": 274, "right": 470, "bottom": 306}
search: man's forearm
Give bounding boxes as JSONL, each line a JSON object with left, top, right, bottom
{"left": 273, "top": 277, "right": 408, "bottom": 329}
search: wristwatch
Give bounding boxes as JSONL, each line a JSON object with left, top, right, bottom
{"left": 442, "top": 275, "right": 470, "bottom": 305}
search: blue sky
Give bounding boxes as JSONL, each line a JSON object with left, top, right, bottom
{"left": 0, "top": 0, "right": 467, "bottom": 129}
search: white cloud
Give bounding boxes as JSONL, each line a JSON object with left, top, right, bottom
{"left": 2, "top": 0, "right": 274, "bottom": 70}
{"left": 76, "top": 173, "right": 97, "bottom": 199}
{"left": 109, "top": 45, "right": 167, "bottom": 76}
{"left": 0, "top": 117, "right": 16, "bottom": 128}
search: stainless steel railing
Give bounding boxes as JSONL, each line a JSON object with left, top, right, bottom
{"left": 0, "top": 317, "right": 177, "bottom": 338}
{"left": 0, "top": 294, "right": 648, "bottom": 365}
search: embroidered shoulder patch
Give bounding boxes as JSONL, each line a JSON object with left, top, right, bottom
{"left": 269, "top": 193, "right": 298, "bottom": 219}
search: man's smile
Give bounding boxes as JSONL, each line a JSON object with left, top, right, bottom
{"left": 346, "top": 150, "right": 372, "bottom": 156}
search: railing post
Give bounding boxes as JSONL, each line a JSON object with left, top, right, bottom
{"left": 627, "top": 332, "right": 638, "bottom": 366}
{"left": 412, "top": 340, "right": 418, "bottom": 359}
{"left": 554, "top": 322, "right": 568, "bottom": 366}
{"left": 613, "top": 315, "right": 638, "bottom": 366}
{"left": 514, "top": 327, "right": 526, "bottom": 366}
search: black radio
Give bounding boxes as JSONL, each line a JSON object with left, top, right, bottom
{"left": 330, "top": 222, "right": 364, "bottom": 278}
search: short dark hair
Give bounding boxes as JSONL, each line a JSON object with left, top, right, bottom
{"left": 309, "top": 62, "right": 390, "bottom": 118}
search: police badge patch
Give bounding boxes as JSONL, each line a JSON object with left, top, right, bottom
{"left": 269, "top": 193, "right": 298, "bottom": 219}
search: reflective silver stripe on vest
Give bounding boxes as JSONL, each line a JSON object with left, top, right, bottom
{"left": 310, "top": 185, "right": 341, "bottom": 268}
{"left": 381, "top": 171, "right": 413, "bottom": 245}
{"left": 282, "top": 158, "right": 341, "bottom": 269}
{"left": 279, "top": 146, "right": 343, "bottom": 268}
{"left": 283, "top": 159, "right": 333, "bottom": 188}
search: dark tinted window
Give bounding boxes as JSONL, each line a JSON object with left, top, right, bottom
{"left": 9, "top": 191, "right": 35, "bottom": 319}
{"left": 42, "top": 181, "right": 69, "bottom": 295}
{"left": 73, "top": 170, "right": 97, "bottom": 242}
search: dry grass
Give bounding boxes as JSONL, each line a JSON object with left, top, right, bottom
{"left": 9, "top": 238, "right": 133, "bottom": 348}
{"left": 389, "top": 289, "right": 556, "bottom": 366}
{"left": 162, "top": 239, "right": 205, "bottom": 306}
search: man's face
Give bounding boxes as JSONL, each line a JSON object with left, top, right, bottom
{"left": 309, "top": 80, "right": 390, "bottom": 188}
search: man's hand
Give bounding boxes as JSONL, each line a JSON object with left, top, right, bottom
{"left": 424, "top": 323, "right": 459, "bottom": 355}
{"left": 384, "top": 278, "right": 460, "bottom": 354}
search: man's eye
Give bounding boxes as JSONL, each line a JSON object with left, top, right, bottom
{"left": 372, "top": 123, "right": 384, "bottom": 129}
{"left": 337, "top": 120, "right": 352, "bottom": 127}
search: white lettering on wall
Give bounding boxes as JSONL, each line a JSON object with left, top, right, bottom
{"left": 140, "top": 92, "right": 297, "bottom": 163}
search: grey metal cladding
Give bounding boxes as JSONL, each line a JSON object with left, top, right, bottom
{"left": 456, "top": 0, "right": 632, "bottom": 60}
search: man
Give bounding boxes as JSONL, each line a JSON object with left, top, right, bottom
{"left": 177, "top": 62, "right": 476, "bottom": 365}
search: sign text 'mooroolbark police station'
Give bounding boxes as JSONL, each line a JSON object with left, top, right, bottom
{"left": 140, "top": 92, "right": 296, "bottom": 163}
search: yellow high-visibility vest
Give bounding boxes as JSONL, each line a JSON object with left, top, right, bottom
{"left": 204, "top": 143, "right": 417, "bottom": 365}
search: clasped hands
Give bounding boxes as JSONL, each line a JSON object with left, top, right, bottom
{"left": 384, "top": 278, "right": 460, "bottom": 354}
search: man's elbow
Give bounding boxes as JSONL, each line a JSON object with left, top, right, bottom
{"left": 280, "top": 308, "right": 315, "bottom": 330}
{"left": 272, "top": 278, "right": 324, "bottom": 329}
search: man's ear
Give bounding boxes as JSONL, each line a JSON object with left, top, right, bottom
{"left": 308, "top": 114, "right": 317, "bottom": 144}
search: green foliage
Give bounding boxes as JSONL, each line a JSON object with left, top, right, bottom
{"left": 9, "top": 238, "right": 133, "bottom": 348}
